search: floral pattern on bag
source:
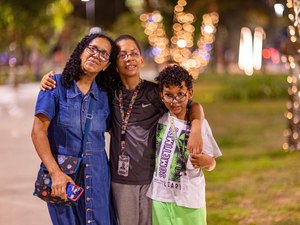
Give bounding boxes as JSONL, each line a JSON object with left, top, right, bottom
{"left": 33, "top": 155, "right": 82, "bottom": 205}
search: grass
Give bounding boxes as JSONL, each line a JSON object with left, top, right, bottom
{"left": 192, "top": 75, "right": 300, "bottom": 225}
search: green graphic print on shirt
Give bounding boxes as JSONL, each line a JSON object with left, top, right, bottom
{"left": 154, "top": 122, "right": 189, "bottom": 183}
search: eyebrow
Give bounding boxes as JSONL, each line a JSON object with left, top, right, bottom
{"left": 163, "top": 86, "right": 186, "bottom": 92}
{"left": 89, "top": 45, "right": 110, "bottom": 53}
{"left": 119, "top": 47, "right": 139, "bottom": 52}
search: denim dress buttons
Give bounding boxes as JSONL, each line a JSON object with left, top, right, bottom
{"left": 35, "top": 75, "right": 116, "bottom": 225}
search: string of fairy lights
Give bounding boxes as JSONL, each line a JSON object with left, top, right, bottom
{"left": 282, "top": 0, "right": 300, "bottom": 151}
{"left": 139, "top": 0, "right": 219, "bottom": 78}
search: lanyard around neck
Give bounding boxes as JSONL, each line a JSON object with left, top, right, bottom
{"left": 118, "top": 80, "right": 142, "bottom": 156}
{"left": 169, "top": 112, "right": 191, "bottom": 172}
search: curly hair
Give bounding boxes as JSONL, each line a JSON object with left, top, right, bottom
{"left": 61, "top": 33, "right": 118, "bottom": 95}
{"left": 155, "top": 65, "right": 194, "bottom": 92}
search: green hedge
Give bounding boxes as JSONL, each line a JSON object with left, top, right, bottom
{"left": 196, "top": 73, "right": 288, "bottom": 101}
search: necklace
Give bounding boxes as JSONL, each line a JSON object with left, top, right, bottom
{"left": 118, "top": 80, "right": 142, "bottom": 156}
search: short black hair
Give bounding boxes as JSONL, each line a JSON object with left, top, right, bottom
{"left": 114, "top": 34, "right": 142, "bottom": 54}
{"left": 155, "top": 65, "right": 194, "bottom": 92}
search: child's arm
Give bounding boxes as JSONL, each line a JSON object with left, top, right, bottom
{"left": 190, "top": 153, "right": 216, "bottom": 171}
{"left": 40, "top": 71, "right": 56, "bottom": 91}
{"left": 187, "top": 102, "right": 205, "bottom": 154}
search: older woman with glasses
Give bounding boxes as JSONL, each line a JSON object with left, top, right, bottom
{"left": 31, "top": 33, "right": 117, "bottom": 225}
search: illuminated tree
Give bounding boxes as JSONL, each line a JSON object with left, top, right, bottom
{"left": 139, "top": 0, "right": 219, "bottom": 78}
{"left": 282, "top": 0, "right": 300, "bottom": 151}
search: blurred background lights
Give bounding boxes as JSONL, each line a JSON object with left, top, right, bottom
{"left": 283, "top": 0, "right": 300, "bottom": 151}
{"left": 274, "top": 3, "right": 285, "bottom": 16}
{"left": 177, "top": 39, "right": 187, "bottom": 48}
{"left": 140, "top": 0, "right": 219, "bottom": 78}
{"left": 238, "top": 27, "right": 254, "bottom": 75}
{"left": 151, "top": 48, "right": 161, "bottom": 56}
{"left": 238, "top": 26, "right": 265, "bottom": 75}
{"left": 204, "top": 44, "right": 212, "bottom": 51}
{"left": 204, "top": 25, "right": 214, "bottom": 34}
{"left": 253, "top": 27, "right": 264, "bottom": 70}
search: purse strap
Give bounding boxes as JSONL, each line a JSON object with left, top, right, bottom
{"left": 82, "top": 96, "right": 95, "bottom": 163}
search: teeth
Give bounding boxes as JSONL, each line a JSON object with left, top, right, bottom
{"left": 126, "top": 65, "right": 136, "bottom": 69}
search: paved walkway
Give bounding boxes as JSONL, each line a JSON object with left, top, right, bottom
{"left": 0, "top": 83, "right": 112, "bottom": 225}
{"left": 0, "top": 83, "right": 52, "bottom": 225}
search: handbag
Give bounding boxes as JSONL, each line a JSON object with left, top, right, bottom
{"left": 33, "top": 97, "right": 94, "bottom": 205}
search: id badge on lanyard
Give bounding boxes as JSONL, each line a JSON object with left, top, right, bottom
{"left": 180, "top": 173, "right": 189, "bottom": 193}
{"left": 118, "top": 155, "right": 130, "bottom": 177}
{"left": 117, "top": 81, "right": 142, "bottom": 177}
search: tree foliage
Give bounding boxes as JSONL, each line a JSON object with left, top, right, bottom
{"left": 0, "top": 0, "right": 73, "bottom": 53}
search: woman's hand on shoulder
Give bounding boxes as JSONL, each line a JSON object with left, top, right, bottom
{"left": 40, "top": 70, "right": 56, "bottom": 91}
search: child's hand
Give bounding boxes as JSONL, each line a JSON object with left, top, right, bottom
{"left": 190, "top": 153, "right": 205, "bottom": 169}
{"left": 190, "top": 153, "right": 216, "bottom": 171}
{"left": 40, "top": 71, "right": 56, "bottom": 91}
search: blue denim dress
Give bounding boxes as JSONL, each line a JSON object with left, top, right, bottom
{"left": 35, "top": 75, "right": 116, "bottom": 225}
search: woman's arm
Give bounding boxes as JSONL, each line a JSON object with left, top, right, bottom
{"left": 40, "top": 71, "right": 56, "bottom": 91}
{"left": 188, "top": 102, "right": 205, "bottom": 154}
{"left": 31, "top": 114, "right": 73, "bottom": 199}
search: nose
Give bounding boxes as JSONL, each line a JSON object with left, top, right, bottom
{"left": 170, "top": 100, "right": 179, "bottom": 107}
{"left": 90, "top": 52, "right": 102, "bottom": 62}
{"left": 171, "top": 97, "right": 179, "bottom": 103}
{"left": 92, "top": 51, "right": 100, "bottom": 58}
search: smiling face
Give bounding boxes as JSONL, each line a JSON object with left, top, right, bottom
{"left": 116, "top": 39, "right": 144, "bottom": 79}
{"left": 161, "top": 81, "right": 193, "bottom": 120}
{"left": 80, "top": 37, "right": 112, "bottom": 76}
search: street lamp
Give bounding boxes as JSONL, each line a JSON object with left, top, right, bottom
{"left": 81, "top": 0, "right": 95, "bottom": 25}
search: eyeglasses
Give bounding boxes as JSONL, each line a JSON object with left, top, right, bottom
{"left": 162, "top": 92, "right": 188, "bottom": 103}
{"left": 85, "top": 45, "right": 110, "bottom": 62}
{"left": 117, "top": 51, "right": 140, "bottom": 60}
